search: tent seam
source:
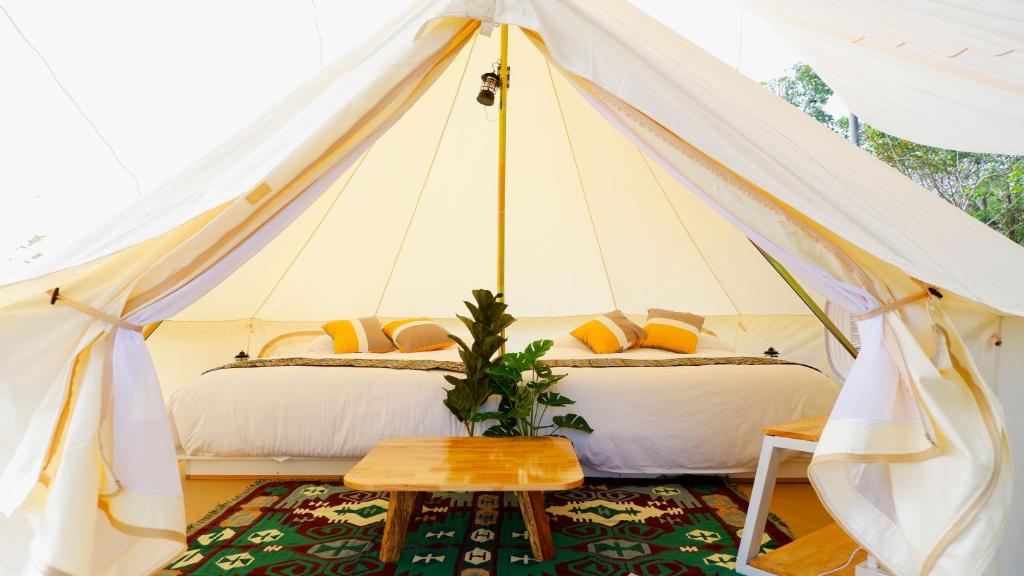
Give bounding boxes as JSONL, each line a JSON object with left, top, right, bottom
{"left": 545, "top": 59, "right": 619, "bottom": 310}
{"left": 249, "top": 150, "right": 371, "bottom": 321}
{"left": 549, "top": 0, "right": 978, "bottom": 302}
{"left": 374, "top": 32, "right": 479, "bottom": 315}
{"left": 638, "top": 152, "right": 743, "bottom": 318}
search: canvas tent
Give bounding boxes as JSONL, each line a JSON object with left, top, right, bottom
{"left": 743, "top": 0, "right": 1024, "bottom": 154}
{"left": 142, "top": 26, "right": 837, "bottom": 400}
{"left": 0, "top": 1, "right": 1020, "bottom": 575}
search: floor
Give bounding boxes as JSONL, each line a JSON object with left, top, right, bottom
{"left": 180, "top": 474, "right": 833, "bottom": 539}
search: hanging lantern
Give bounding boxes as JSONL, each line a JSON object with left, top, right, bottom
{"left": 234, "top": 350, "right": 250, "bottom": 362}
{"left": 477, "top": 61, "right": 502, "bottom": 106}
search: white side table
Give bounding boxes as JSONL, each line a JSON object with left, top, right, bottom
{"left": 736, "top": 415, "right": 872, "bottom": 576}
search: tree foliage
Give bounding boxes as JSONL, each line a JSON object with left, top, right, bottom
{"left": 762, "top": 64, "right": 838, "bottom": 128}
{"left": 763, "top": 64, "right": 1024, "bottom": 245}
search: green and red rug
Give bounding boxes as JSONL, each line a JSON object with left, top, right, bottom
{"left": 161, "top": 478, "right": 791, "bottom": 575}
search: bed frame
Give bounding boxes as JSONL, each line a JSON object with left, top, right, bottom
{"left": 178, "top": 454, "right": 810, "bottom": 480}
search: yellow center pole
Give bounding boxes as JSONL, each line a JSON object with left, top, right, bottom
{"left": 497, "top": 25, "right": 509, "bottom": 353}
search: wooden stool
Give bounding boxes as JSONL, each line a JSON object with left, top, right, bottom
{"left": 736, "top": 415, "right": 868, "bottom": 576}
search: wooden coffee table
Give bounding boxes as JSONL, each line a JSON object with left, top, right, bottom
{"left": 344, "top": 436, "right": 584, "bottom": 563}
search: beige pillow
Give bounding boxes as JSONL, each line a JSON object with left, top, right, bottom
{"left": 637, "top": 308, "right": 705, "bottom": 354}
{"left": 382, "top": 318, "right": 454, "bottom": 353}
{"left": 649, "top": 309, "right": 704, "bottom": 330}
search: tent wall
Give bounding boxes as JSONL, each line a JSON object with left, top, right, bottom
{"left": 167, "top": 28, "right": 815, "bottom": 323}
{"left": 936, "top": 298, "right": 1021, "bottom": 576}
{"left": 993, "top": 316, "right": 1023, "bottom": 576}
{"left": 921, "top": 301, "right": 1021, "bottom": 576}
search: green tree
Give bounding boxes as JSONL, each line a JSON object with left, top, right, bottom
{"left": 763, "top": 64, "right": 1024, "bottom": 245}
{"left": 762, "top": 64, "right": 840, "bottom": 130}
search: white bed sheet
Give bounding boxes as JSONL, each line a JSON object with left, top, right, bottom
{"left": 168, "top": 346, "right": 838, "bottom": 474}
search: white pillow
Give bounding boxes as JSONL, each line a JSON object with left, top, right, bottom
{"left": 695, "top": 333, "right": 736, "bottom": 352}
{"left": 306, "top": 334, "right": 335, "bottom": 354}
{"left": 264, "top": 333, "right": 335, "bottom": 357}
{"left": 546, "top": 331, "right": 593, "bottom": 352}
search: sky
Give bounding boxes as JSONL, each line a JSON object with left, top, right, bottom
{"left": 0, "top": 0, "right": 846, "bottom": 282}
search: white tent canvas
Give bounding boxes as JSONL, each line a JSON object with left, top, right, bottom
{"left": 146, "top": 26, "right": 834, "bottom": 400}
{"left": 744, "top": 0, "right": 1024, "bottom": 154}
{"left": 0, "top": 2, "right": 1020, "bottom": 575}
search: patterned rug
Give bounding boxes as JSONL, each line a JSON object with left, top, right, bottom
{"left": 161, "top": 478, "right": 792, "bottom": 575}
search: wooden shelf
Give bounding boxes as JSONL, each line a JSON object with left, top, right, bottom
{"left": 763, "top": 415, "right": 828, "bottom": 442}
{"left": 749, "top": 522, "right": 865, "bottom": 576}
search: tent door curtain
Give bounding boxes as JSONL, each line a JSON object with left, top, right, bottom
{"left": 534, "top": 36, "right": 1007, "bottom": 575}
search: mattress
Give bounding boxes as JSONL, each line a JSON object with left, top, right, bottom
{"left": 168, "top": 344, "right": 839, "bottom": 474}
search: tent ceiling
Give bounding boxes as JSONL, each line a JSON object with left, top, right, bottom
{"left": 173, "top": 28, "right": 810, "bottom": 321}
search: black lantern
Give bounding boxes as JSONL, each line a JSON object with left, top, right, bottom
{"left": 477, "top": 62, "right": 502, "bottom": 106}
{"left": 763, "top": 347, "right": 780, "bottom": 359}
{"left": 234, "top": 350, "right": 250, "bottom": 362}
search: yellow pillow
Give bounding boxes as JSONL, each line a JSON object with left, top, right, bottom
{"left": 382, "top": 318, "right": 454, "bottom": 353}
{"left": 637, "top": 308, "right": 704, "bottom": 354}
{"left": 322, "top": 317, "right": 395, "bottom": 353}
{"left": 570, "top": 310, "right": 645, "bottom": 354}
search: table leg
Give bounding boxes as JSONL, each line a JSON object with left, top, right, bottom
{"left": 736, "top": 437, "right": 783, "bottom": 574}
{"left": 380, "top": 491, "right": 425, "bottom": 563}
{"left": 516, "top": 491, "right": 555, "bottom": 561}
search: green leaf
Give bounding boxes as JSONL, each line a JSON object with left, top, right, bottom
{"left": 500, "top": 351, "right": 532, "bottom": 372}
{"left": 526, "top": 380, "right": 549, "bottom": 392}
{"left": 506, "top": 400, "right": 533, "bottom": 420}
{"left": 494, "top": 314, "right": 516, "bottom": 333}
{"left": 544, "top": 373, "right": 567, "bottom": 385}
{"left": 470, "top": 411, "right": 506, "bottom": 423}
{"left": 456, "top": 315, "right": 475, "bottom": 332}
{"left": 537, "top": 392, "right": 575, "bottom": 407}
{"left": 519, "top": 339, "right": 553, "bottom": 364}
{"left": 486, "top": 363, "right": 521, "bottom": 382}
{"left": 552, "top": 414, "right": 594, "bottom": 433}
{"left": 482, "top": 424, "right": 517, "bottom": 437}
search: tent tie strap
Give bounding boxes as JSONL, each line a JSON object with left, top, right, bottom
{"left": 47, "top": 288, "right": 143, "bottom": 332}
{"left": 855, "top": 288, "right": 937, "bottom": 322}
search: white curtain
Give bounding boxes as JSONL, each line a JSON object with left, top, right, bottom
{"left": 560, "top": 60, "right": 1008, "bottom": 575}
{"left": 825, "top": 301, "right": 859, "bottom": 380}
{"left": 0, "top": 12, "right": 478, "bottom": 574}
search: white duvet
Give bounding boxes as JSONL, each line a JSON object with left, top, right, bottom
{"left": 169, "top": 342, "right": 839, "bottom": 474}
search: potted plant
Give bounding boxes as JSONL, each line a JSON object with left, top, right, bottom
{"left": 472, "top": 339, "right": 594, "bottom": 437}
{"left": 443, "top": 289, "right": 515, "bottom": 436}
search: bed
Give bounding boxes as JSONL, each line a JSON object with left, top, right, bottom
{"left": 168, "top": 325, "right": 839, "bottom": 476}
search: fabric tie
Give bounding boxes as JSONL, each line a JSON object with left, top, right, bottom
{"left": 855, "top": 290, "right": 931, "bottom": 322}
{"left": 48, "top": 289, "right": 143, "bottom": 332}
